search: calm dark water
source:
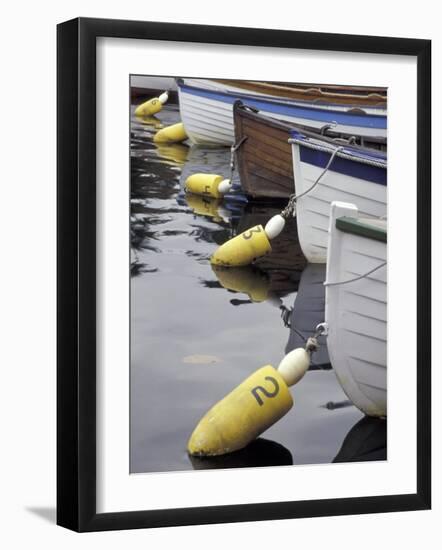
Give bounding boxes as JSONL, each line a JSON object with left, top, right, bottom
{"left": 130, "top": 100, "right": 384, "bottom": 473}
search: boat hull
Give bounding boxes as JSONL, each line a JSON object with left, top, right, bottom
{"left": 325, "top": 202, "right": 387, "bottom": 417}
{"left": 177, "top": 79, "right": 387, "bottom": 147}
{"left": 233, "top": 103, "right": 295, "bottom": 200}
{"left": 291, "top": 134, "right": 387, "bottom": 263}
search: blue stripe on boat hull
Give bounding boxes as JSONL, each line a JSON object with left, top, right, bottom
{"left": 179, "top": 83, "right": 387, "bottom": 130}
{"left": 299, "top": 148, "right": 387, "bottom": 186}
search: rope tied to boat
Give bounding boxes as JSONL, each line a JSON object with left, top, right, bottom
{"left": 323, "top": 261, "right": 387, "bottom": 287}
{"left": 304, "top": 322, "right": 328, "bottom": 355}
{"left": 280, "top": 145, "right": 344, "bottom": 220}
{"left": 228, "top": 136, "right": 248, "bottom": 182}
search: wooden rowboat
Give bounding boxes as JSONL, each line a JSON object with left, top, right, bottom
{"left": 325, "top": 202, "right": 387, "bottom": 417}
{"left": 233, "top": 102, "right": 294, "bottom": 200}
{"left": 233, "top": 101, "right": 386, "bottom": 200}
{"left": 213, "top": 79, "right": 387, "bottom": 107}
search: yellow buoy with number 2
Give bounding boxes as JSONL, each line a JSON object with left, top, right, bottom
{"left": 187, "top": 347, "right": 310, "bottom": 456}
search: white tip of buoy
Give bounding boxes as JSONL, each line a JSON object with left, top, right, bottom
{"left": 277, "top": 348, "right": 310, "bottom": 387}
{"left": 264, "top": 215, "right": 286, "bottom": 240}
{"left": 159, "top": 91, "right": 169, "bottom": 104}
{"left": 217, "top": 179, "right": 232, "bottom": 195}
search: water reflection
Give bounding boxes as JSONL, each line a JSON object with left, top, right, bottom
{"left": 189, "top": 438, "right": 293, "bottom": 470}
{"left": 334, "top": 417, "right": 387, "bottom": 462}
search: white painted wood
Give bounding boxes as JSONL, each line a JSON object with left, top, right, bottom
{"left": 325, "top": 202, "right": 387, "bottom": 417}
{"left": 291, "top": 142, "right": 386, "bottom": 263}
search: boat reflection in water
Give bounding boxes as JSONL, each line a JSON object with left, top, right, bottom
{"left": 334, "top": 416, "right": 386, "bottom": 463}
{"left": 285, "top": 264, "right": 330, "bottom": 369}
{"left": 189, "top": 437, "right": 293, "bottom": 470}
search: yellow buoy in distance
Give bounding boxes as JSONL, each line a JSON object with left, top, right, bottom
{"left": 154, "top": 122, "right": 188, "bottom": 144}
{"left": 210, "top": 215, "right": 287, "bottom": 267}
{"left": 185, "top": 174, "right": 231, "bottom": 199}
{"left": 187, "top": 348, "right": 310, "bottom": 456}
{"left": 134, "top": 91, "right": 168, "bottom": 117}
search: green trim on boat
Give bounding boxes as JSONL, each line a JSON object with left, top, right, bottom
{"left": 336, "top": 216, "right": 387, "bottom": 243}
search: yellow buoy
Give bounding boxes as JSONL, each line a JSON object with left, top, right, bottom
{"left": 209, "top": 214, "right": 288, "bottom": 268}
{"left": 184, "top": 173, "right": 231, "bottom": 199}
{"left": 188, "top": 366, "right": 293, "bottom": 456}
{"left": 134, "top": 91, "right": 168, "bottom": 117}
{"left": 187, "top": 347, "right": 311, "bottom": 456}
{"left": 212, "top": 265, "right": 270, "bottom": 302}
{"left": 154, "top": 122, "right": 188, "bottom": 144}
{"left": 210, "top": 225, "right": 271, "bottom": 267}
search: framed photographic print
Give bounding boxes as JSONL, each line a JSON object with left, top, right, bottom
{"left": 57, "top": 17, "right": 431, "bottom": 532}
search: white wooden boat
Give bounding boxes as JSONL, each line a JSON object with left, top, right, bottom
{"left": 177, "top": 78, "right": 387, "bottom": 146}
{"left": 325, "top": 202, "right": 387, "bottom": 417}
{"left": 289, "top": 130, "right": 387, "bottom": 263}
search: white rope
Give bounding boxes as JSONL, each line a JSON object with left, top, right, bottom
{"left": 228, "top": 137, "right": 248, "bottom": 181}
{"left": 324, "top": 261, "right": 386, "bottom": 287}
{"left": 281, "top": 146, "right": 344, "bottom": 219}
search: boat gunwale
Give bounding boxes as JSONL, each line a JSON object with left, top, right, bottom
{"left": 336, "top": 216, "right": 387, "bottom": 243}
{"left": 234, "top": 101, "right": 387, "bottom": 149}
{"left": 177, "top": 78, "right": 388, "bottom": 118}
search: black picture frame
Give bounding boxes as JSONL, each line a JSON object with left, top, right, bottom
{"left": 57, "top": 17, "right": 431, "bottom": 532}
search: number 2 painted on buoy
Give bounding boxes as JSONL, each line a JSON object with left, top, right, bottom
{"left": 251, "top": 376, "right": 279, "bottom": 406}
{"left": 242, "top": 226, "right": 262, "bottom": 240}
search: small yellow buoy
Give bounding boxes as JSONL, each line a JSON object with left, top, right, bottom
{"left": 187, "top": 347, "right": 311, "bottom": 456}
{"left": 184, "top": 173, "right": 232, "bottom": 199}
{"left": 210, "top": 215, "right": 287, "bottom": 268}
{"left": 212, "top": 265, "right": 270, "bottom": 302}
{"left": 154, "top": 122, "right": 188, "bottom": 144}
{"left": 134, "top": 91, "right": 169, "bottom": 117}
